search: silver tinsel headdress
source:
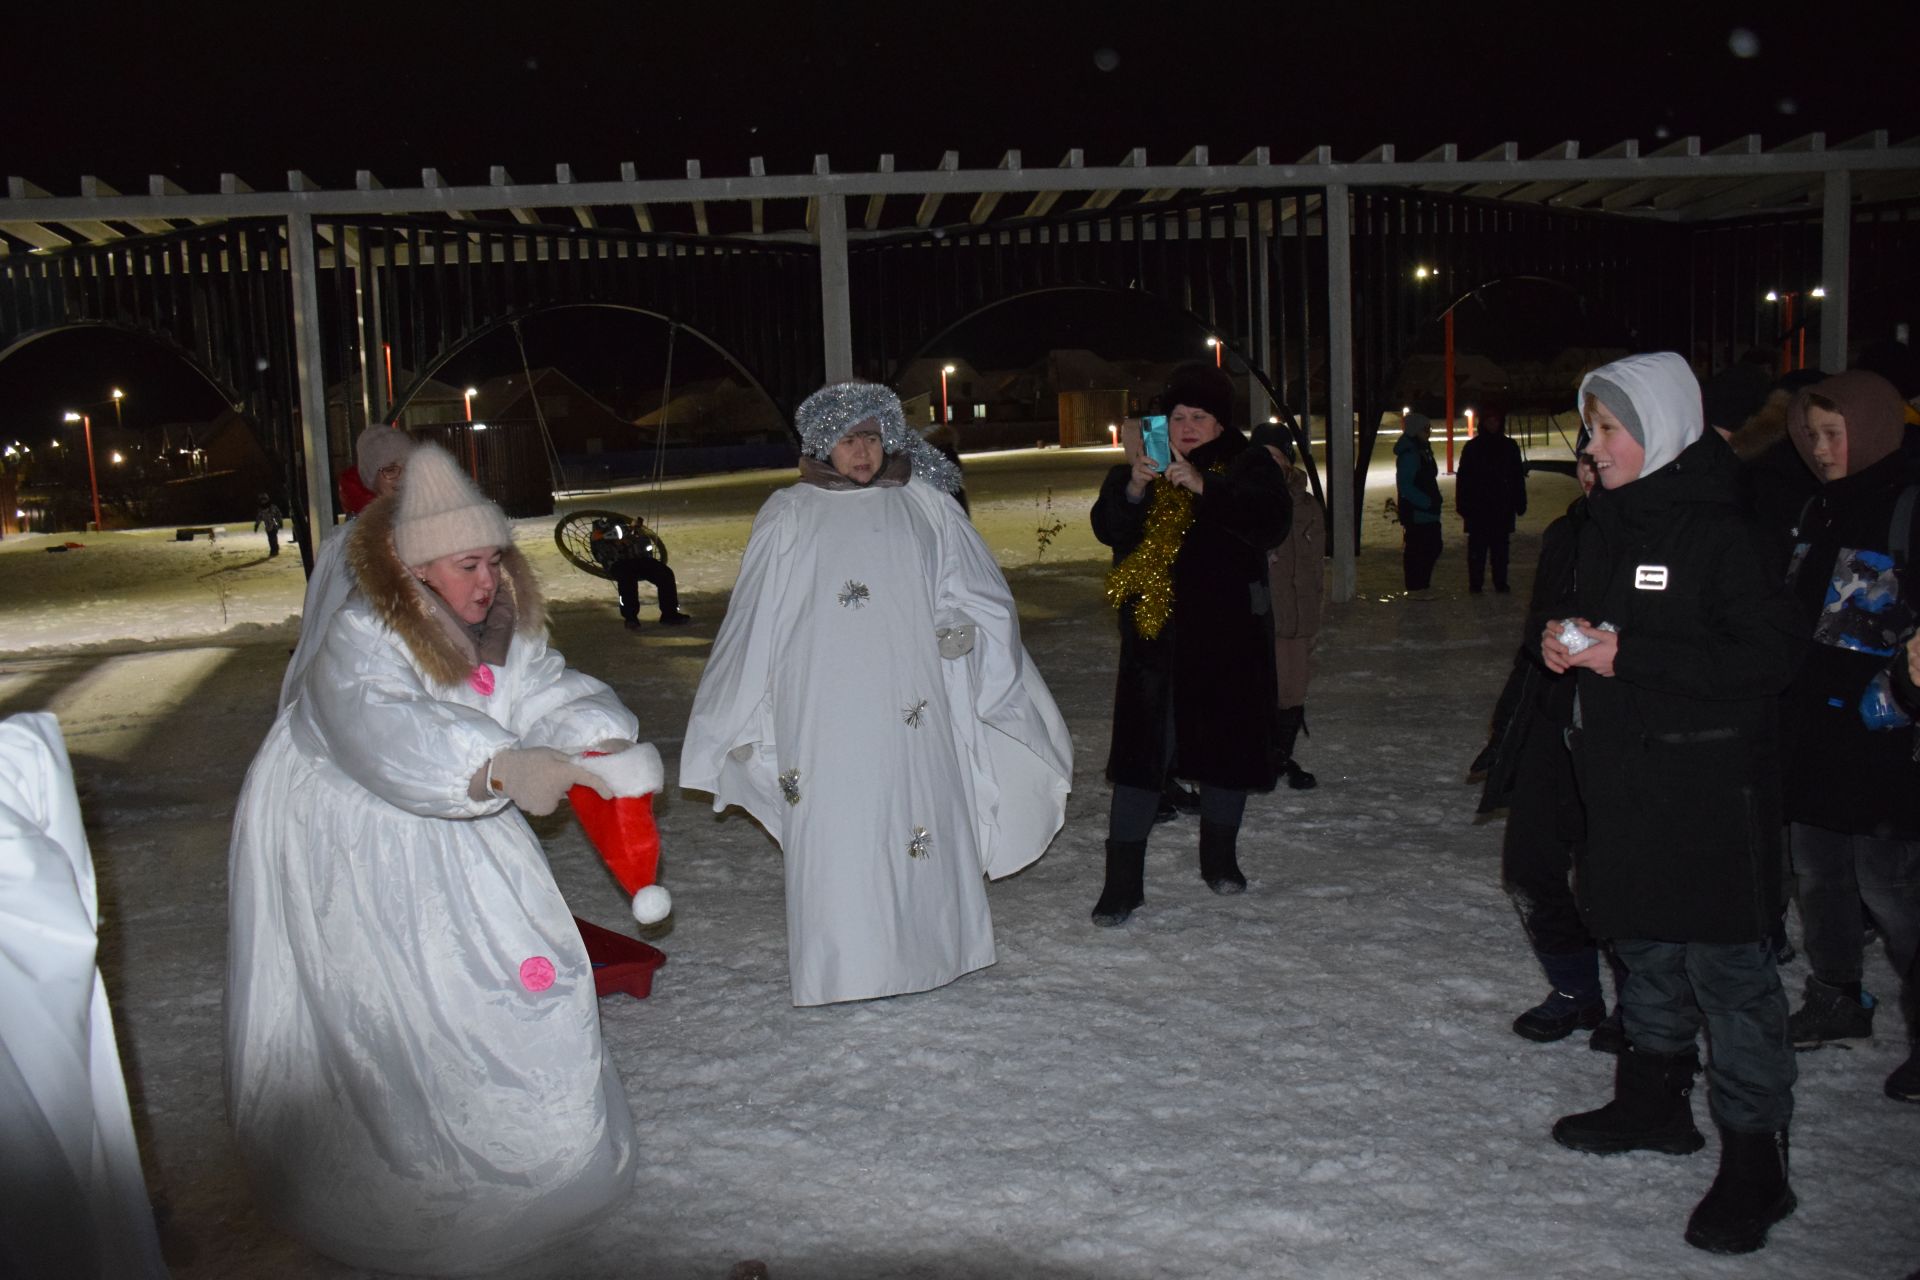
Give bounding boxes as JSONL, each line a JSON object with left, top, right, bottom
{"left": 794, "top": 382, "right": 963, "bottom": 494}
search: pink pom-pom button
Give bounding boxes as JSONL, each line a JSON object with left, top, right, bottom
{"left": 469, "top": 665, "right": 496, "bottom": 696}
{"left": 518, "top": 956, "right": 556, "bottom": 992}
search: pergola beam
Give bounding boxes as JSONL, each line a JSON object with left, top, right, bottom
{"left": 5, "top": 141, "right": 1919, "bottom": 227}
{"left": 1021, "top": 149, "right": 1083, "bottom": 220}
{"left": 968, "top": 151, "right": 1021, "bottom": 224}
{"left": 863, "top": 154, "right": 894, "bottom": 229}
{"left": 915, "top": 152, "right": 959, "bottom": 227}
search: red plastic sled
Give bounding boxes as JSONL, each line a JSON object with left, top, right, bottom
{"left": 573, "top": 914, "right": 666, "bottom": 1000}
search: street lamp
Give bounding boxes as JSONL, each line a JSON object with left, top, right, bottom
{"left": 62, "top": 411, "right": 104, "bottom": 532}
{"left": 463, "top": 388, "right": 481, "bottom": 479}
{"left": 111, "top": 387, "right": 125, "bottom": 431}
{"left": 940, "top": 365, "right": 956, "bottom": 425}
{"left": 1206, "top": 336, "right": 1222, "bottom": 367}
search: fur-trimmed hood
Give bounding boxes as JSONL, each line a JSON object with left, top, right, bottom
{"left": 347, "top": 495, "right": 546, "bottom": 689}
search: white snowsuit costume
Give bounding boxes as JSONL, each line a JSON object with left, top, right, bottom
{"left": 682, "top": 460, "right": 1072, "bottom": 1006}
{"left": 226, "top": 498, "right": 637, "bottom": 1275}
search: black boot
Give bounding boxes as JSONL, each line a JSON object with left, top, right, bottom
{"left": 1273, "top": 706, "right": 1318, "bottom": 790}
{"left": 1513, "top": 947, "right": 1606, "bottom": 1042}
{"left": 1590, "top": 946, "right": 1631, "bottom": 1054}
{"left": 1198, "top": 820, "right": 1246, "bottom": 895}
{"left": 1091, "top": 839, "right": 1146, "bottom": 926}
{"left": 1552, "top": 1042, "right": 1706, "bottom": 1155}
{"left": 1684, "top": 1127, "right": 1795, "bottom": 1254}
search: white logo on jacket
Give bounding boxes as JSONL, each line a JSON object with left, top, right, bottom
{"left": 1634, "top": 564, "right": 1669, "bottom": 590}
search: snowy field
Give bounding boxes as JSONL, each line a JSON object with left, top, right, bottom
{"left": 1, "top": 445, "right": 1914, "bottom": 1280}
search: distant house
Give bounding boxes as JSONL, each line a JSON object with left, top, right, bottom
{"left": 461, "top": 367, "right": 634, "bottom": 455}
{"left": 630, "top": 376, "right": 788, "bottom": 447}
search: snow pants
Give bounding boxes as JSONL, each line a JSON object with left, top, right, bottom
{"left": 1402, "top": 522, "right": 1441, "bottom": 590}
{"left": 1615, "top": 937, "right": 1795, "bottom": 1133}
{"left": 1790, "top": 822, "right": 1920, "bottom": 1031}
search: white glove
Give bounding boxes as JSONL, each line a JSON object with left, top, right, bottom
{"left": 483, "top": 746, "right": 612, "bottom": 815}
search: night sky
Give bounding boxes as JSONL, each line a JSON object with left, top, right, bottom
{"left": 4, "top": 0, "right": 1917, "bottom": 435}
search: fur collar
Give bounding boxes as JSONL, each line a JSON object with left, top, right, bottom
{"left": 797, "top": 452, "right": 912, "bottom": 490}
{"left": 347, "top": 496, "right": 546, "bottom": 690}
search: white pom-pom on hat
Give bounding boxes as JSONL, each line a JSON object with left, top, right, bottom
{"left": 632, "top": 885, "right": 672, "bottom": 925}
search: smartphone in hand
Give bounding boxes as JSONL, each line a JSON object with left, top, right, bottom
{"left": 1140, "top": 415, "right": 1170, "bottom": 470}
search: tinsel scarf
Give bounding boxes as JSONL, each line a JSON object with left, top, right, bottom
{"left": 1105, "top": 479, "right": 1199, "bottom": 639}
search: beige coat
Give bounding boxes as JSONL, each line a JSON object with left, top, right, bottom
{"left": 1265, "top": 453, "right": 1325, "bottom": 707}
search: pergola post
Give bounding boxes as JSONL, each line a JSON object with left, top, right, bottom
{"left": 287, "top": 212, "right": 335, "bottom": 549}
{"left": 1820, "top": 169, "right": 1851, "bottom": 373}
{"left": 1251, "top": 208, "right": 1273, "bottom": 424}
{"left": 816, "top": 192, "right": 853, "bottom": 382}
{"left": 1324, "top": 184, "right": 1356, "bottom": 604}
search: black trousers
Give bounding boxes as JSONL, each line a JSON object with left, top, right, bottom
{"left": 1501, "top": 725, "right": 1592, "bottom": 956}
{"left": 612, "top": 556, "right": 679, "bottom": 621}
{"left": 1467, "top": 528, "right": 1511, "bottom": 591}
{"left": 1402, "top": 523, "right": 1441, "bottom": 590}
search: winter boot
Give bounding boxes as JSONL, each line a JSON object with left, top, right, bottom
{"left": 1273, "top": 706, "right": 1318, "bottom": 790}
{"left": 1513, "top": 947, "right": 1607, "bottom": 1043}
{"left": 1197, "top": 820, "right": 1246, "bottom": 896}
{"left": 1552, "top": 1042, "right": 1706, "bottom": 1155}
{"left": 1588, "top": 1006, "right": 1627, "bottom": 1055}
{"left": 1787, "top": 974, "right": 1875, "bottom": 1049}
{"left": 1683, "top": 1126, "right": 1795, "bottom": 1254}
{"left": 1887, "top": 1042, "right": 1920, "bottom": 1103}
{"left": 1091, "top": 839, "right": 1147, "bottom": 927}
{"left": 1590, "top": 947, "right": 1631, "bottom": 1054}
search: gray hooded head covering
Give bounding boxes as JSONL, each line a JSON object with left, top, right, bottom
{"left": 794, "top": 382, "right": 962, "bottom": 493}
{"left": 1576, "top": 352, "right": 1703, "bottom": 481}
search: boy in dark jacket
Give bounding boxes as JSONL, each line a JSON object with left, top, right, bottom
{"left": 1541, "top": 353, "right": 1803, "bottom": 1256}
{"left": 1779, "top": 369, "right": 1920, "bottom": 1105}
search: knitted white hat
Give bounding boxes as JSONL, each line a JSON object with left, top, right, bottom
{"left": 391, "top": 443, "right": 512, "bottom": 566}
{"left": 355, "top": 424, "right": 415, "bottom": 486}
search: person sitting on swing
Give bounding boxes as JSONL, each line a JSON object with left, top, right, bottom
{"left": 591, "top": 516, "right": 692, "bottom": 631}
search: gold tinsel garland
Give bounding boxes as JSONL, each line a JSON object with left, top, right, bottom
{"left": 1105, "top": 479, "right": 1198, "bottom": 639}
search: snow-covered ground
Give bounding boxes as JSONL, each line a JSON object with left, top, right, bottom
{"left": 1, "top": 446, "right": 1914, "bottom": 1280}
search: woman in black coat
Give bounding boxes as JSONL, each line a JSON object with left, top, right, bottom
{"left": 1089, "top": 364, "right": 1291, "bottom": 924}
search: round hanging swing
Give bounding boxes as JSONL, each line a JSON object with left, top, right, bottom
{"left": 545, "top": 317, "right": 679, "bottom": 579}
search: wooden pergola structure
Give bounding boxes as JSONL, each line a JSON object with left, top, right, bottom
{"left": 6, "top": 133, "right": 1918, "bottom": 598}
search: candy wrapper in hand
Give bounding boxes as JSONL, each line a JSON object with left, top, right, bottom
{"left": 1556, "top": 619, "right": 1617, "bottom": 656}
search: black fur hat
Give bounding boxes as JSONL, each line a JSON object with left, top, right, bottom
{"left": 1158, "top": 363, "right": 1236, "bottom": 428}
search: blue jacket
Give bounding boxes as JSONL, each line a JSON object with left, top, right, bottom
{"left": 1394, "top": 431, "right": 1442, "bottom": 525}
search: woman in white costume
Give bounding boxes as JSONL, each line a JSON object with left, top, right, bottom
{"left": 682, "top": 383, "right": 1073, "bottom": 1006}
{"left": 226, "top": 444, "right": 641, "bottom": 1275}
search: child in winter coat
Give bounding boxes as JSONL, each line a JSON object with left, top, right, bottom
{"left": 1540, "top": 352, "right": 1803, "bottom": 1255}
{"left": 1779, "top": 369, "right": 1920, "bottom": 1105}
{"left": 1394, "top": 413, "right": 1444, "bottom": 591}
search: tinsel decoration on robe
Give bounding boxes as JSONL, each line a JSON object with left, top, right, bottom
{"left": 1104, "top": 478, "right": 1199, "bottom": 639}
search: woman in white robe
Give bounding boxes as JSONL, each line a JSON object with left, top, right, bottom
{"left": 682, "top": 384, "right": 1072, "bottom": 1007}
{"left": 227, "top": 445, "right": 640, "bottom": 1276}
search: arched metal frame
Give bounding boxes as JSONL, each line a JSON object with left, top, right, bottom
{"left": 388, "top": 301, "right": 784, "bottom": 432}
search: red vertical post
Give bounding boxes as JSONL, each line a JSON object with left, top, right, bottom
{"left": 1443, "top": 309, "right": 1457, "bottom": 475}
{"left": 82, "top": 414, "right": 103, "bottom": 532}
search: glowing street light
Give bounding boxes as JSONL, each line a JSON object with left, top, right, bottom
{"left": 940, "top": 364, "right": 956, "bottom": 425}
{"left": 1764, "top": 290, "right": 1779, "bottom": 303}
{"left": 110, "top": 451, "right": 125, "bottom": 465}
{"left": 1811, "top": 286, "right": 1827, "bottom": 299}
{"left": 62, "top": 411, "right": 104, "bottom": 531}
{"left": 110, "top": 387, "right": 125, "bottom": 431}
{"left": 1414, "top": 265, "right": 1433, "bottom": 281}
{"left": 1206, "top": 336, "right": 1222, "bottom": 367}
{"left": 463, "top": 388, "right": 481, "bottom": 479}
